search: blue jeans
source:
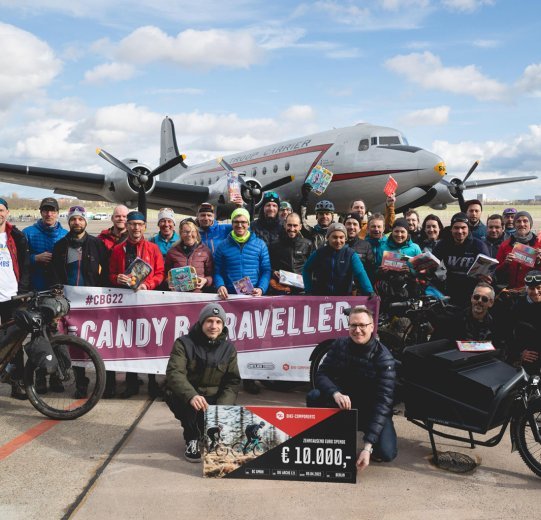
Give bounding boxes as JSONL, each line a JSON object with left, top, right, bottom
{"left": 306, "top": 388, "right": 397, "bottom": 462}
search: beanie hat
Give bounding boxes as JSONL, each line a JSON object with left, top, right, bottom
{"left": 67, "top": 205, "right": 87, "bottom": 222}
{"left": 199, "top": 303, "right": 227, "bottom": 326}
{"left": 157, "top": 207, "right": 175, "bottom": 224}
{"left": 198, "top": 203, "right": 215, "bottom": 214}
{"left": 326, "top": 222, "right": 347, "bottom": 238}
{"left": 0, "top": 197, "right": 8, "bottom": 209}
{"left": 503, "top": 207, "right": 517, "bottom": 215}
{"left": 279, "top": 201, "right": 292, "bottom": 211}
{"left": 392, "top": 218, "right": 409, "bottom": 230}
{"left": 262, "top": 191, "right": 280, "bottom": 207}
{"left": 344, "top": 212, "right": 362, "bottom": 226}
{"left": 231, "top": 207, "right": 250, "bottom": 223}
{"left": 514, "top": 210, "right": 533, "bottom": 227}
{"left": 451, "top": 212, "right": 470, "bottom": 226}
{"left": 127, "top": 210, "right": 146, "bottom": 222}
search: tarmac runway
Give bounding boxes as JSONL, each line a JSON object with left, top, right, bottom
{"left": 0, "top": 379, "right": 539, "bottom": 520}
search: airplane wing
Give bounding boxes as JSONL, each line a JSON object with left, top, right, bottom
{"left": 0, "top": 162, "right": 209, "bottom": 214}
{"left": 462, "top": 175, "right": 537, "bottom": 189}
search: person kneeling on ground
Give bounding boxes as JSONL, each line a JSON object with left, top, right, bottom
{"left": 164, "top": 303, "right": 241, "bottom": 463}
{"left": 306, "top": 306, "right": 397, "bottom": 471}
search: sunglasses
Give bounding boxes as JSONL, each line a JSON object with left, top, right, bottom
{"left": 69, "top": 205, "right": 85, "bottom": 213}
{"left": 472, "top": 294, "right": 491, "bottom": 303}
{"left": 525, "top": 274, "right": 541, "bottom": 284}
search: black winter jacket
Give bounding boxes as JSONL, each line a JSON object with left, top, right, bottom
{"left": 347, "top": 236, "right": 375, "bottom": 280}
{"left": 269, "top": 231, "right": 314, "bottom": 274}
{"left": 51, "top": 233, "right": 110, "bottom": 287}
{"left": 251, "top": 215, "right": 282, "bottom": 247}
{"left": 315, "top": 336, "right": 396, "bottom": 445}
{"left": 432, "top": 229, "right": 490, "bottom": 306}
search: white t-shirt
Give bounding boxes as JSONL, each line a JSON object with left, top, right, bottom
{"left": 0, "top": 232, "right": 18, "bottom": 302}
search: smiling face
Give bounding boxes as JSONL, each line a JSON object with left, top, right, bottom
{"left": 503, "top": 213, "right": 515, "bottom": 229}
{"left": 392, "top": 226, "right": 408, "bottom": 244}
{"left": 69, "top": 216, "right": 87, "bottom": 235}
{"left": 471, "top": 286, "right": 494, "bottom": 319}
{"left": 328, "top": 230, "right": 346, "bottom": 250}
{"left": 406, "top": 213, "right": 419, "bottom": 232}
{"left": 527, "top": 284, "right": 541, "bottom": 303}
{"left": 198, "top": 211, "right": 215, "bottom": 229}
{"left": 180, "top": 223, "right": 198, "bottom": 246}
{"left": 369, "top": 218, "right": 384, "bottom": 239}
{"left": 514, "top": 215, "right": 531, "bottom": 237}
{"left": 202, "top": 316, "right": 224, "bottom": 340}
{"left": 348, "top": 311, "right": 374, "bottom": 345}
{"left": 111, "top": 205, "right": 128, "bottom": 232}
{"left": 285, "top": 214, "right": 301, "bottom": 239}
{"left": 158, "top": 218, "right": 175, "bottom": 239}
{"left": 451, "top": 222, "right": 469, "bottom": 244}
{"left": 345, "top": 218, "right": 360, "bottom": 239}
{"left": 232, "top": 216, "right": 249, "bottom": 237}
{"left": 350, "top": 200, "right": 366, "bottom": 217}
{"left": 487, "top": 218, "right": 503, "bottom": 240}
{"left": 317, "top": 211, "right": 333, "bottom": 228}
{"left": 264, "top": 202, "right": 278, "bottom": 219}
{"left": 424, "top": 219, "right": 440, "bottom": 240}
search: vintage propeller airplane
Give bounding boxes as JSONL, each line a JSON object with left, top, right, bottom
{"left": 0, "top": 116, "right": 536, "bottom": 218}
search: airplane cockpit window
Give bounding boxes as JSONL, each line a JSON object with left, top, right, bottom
{"left": 379, "top": 136, "right": 401, "bottom": 146}
{"left": 402, "top": 136, "right": 409, "bottom": 145}
{"left": 371, "top": 137, "right": 377, "bottom": 146}
{"left": 358, "top": 139, "right": 369, "bottom": 151}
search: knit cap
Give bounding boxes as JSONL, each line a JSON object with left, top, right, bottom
{"left": 199, "top": 303, "right": 227, "bottom": 325}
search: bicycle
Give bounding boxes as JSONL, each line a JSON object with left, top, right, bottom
{"left": 0, "top": 286, "right": 106, "bottom": 419}
{"left": 232, "top": 437, "right": 268, "bottom": 456}
{"left": 202, "top": 435, "right": 229, "bottom": 457}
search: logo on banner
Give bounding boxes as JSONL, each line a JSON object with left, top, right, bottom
{"left": 283, "top": 363, "right": 290, "bottom": 371}
{"left": 276, "top": 411, "right": 285, "bottom": 421}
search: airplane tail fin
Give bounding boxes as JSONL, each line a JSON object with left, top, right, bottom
{"left": 160, "top": 116, "right": 186, "bottom": 182}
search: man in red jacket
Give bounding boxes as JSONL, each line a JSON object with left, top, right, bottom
{"left": 98, "top": 204, "right": 129, "bottom": 251}
{"left": 109, "top": 211, "right": 164, "bottom": 397}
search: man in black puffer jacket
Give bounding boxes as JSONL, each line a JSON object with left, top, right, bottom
{"left": 251, "top": 191, "right": 283, "bottom": 247}
{"left": 307, "top": 306, "right": 396, "bottom": 471}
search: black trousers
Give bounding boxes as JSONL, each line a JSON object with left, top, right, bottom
{"left": 0, "top": 299, "right": 24, "bottom": 379}
{"left": 165, "top": 392, "right": 217, "bottom": 442}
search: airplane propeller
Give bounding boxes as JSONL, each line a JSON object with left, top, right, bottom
{"left": 217, "top": 157, "right": 294, "bottom": 217}
{"left": 441, "top": 160, "right": 479, "bottom": 199}
{"left": 97, "top": 148, "right": 186, "bottom": 218}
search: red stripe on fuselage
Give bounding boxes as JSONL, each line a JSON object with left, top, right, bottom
{"left": 331, "top": 169, "right": 420, "bottom": 182}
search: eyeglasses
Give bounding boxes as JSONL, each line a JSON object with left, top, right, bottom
{"left": 69, "top": 205, "right": 85, "bottom": 213}
{"left": 472, "top": 294, "right": 491, "bottom": 303}
{"left": 349, "top": 322, "right": 373, "bottom": 330}
{"left": 525, "top": 274, "right": 541, "bottom": 284}
{"left": 233, "top": 220, "right": 249, "bottom": 226}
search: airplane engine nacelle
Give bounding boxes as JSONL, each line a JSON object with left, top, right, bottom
{"left": 208, "top": 176, "right": 264, "bottom": 219}
{"left": 427, "top": 181, "right": 458, "bottom": 210}
{"left": 104, "top": 159, "right": 155, "bottom": 207}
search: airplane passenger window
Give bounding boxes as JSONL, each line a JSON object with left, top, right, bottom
{"left": 285, "top": 162, "right": 290, "bottom": 171}
{"left": 200, "top": 179, "right": 204, "bottom": 185}
{"left": 358, "top": 139, "right": 369, "bottom": 151}
{"left": 216, "top": 176, "right": 219, "bottom": 182}
{"left": 379, "top": 136, "right": 401, "bottom": 146}
{"left": 371, "top": 137, "right": 377, "bottom": 145}
{"left": 262, "top": 167, "right": 267, "bottom": 175}
{"left": 252, "top": 168, "right": 257, "bottom": 177}
{"left": 273, "top": 164, "right": 278, "bottom": 173}
{"left": 208, "top": 178, "right": 212, "bottom": 185}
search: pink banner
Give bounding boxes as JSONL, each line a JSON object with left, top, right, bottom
{"left": 62, "top": 287, "right": 378, "bottom": 380}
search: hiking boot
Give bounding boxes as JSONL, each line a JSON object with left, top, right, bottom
{"left": 35, "top": 370, "right": 47, "bottom": 395}
{"left": 11, "top": 382, "right": 28, "bottom": 401}
{"left": 184, "top": 440, "right": 201, "bottom": 463}
{"left": 49, "top": 373, "right": 65, "bottom": 393}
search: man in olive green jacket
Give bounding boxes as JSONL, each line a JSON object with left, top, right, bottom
{"left": 165, "top": 302, "right": 241, "bottom": 462}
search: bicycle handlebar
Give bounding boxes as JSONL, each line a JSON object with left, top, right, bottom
{"left": 11, "top": 285, "right": 64, "bottom": 302}
{"left": 388, "top": 295, "right": 450, "bottom": 310}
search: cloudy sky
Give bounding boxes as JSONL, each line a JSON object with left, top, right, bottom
{"left": 1, "top": 0, "right": 540, "bottom": 201}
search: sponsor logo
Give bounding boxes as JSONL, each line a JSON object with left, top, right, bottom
{"left": 276, "top": 411, "right": 285, "bottom": 420}
{"left": 282, "top": 363, "right": 290, "bottom": 371}
{"left": 247, "top": 362, "right": 275, "bottom": 370}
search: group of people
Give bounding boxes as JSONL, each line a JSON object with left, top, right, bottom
{"left": 1, "top": 185, "right": 540, "bottom": 470}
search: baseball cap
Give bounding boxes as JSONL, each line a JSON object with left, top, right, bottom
{"left": 40, "top": 197, "right": 59, "bottom": 211}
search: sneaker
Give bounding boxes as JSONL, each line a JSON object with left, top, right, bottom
{"left": 184, "top": 440, "right": 202, "bottom": 463}
{"left": 11, "top": 382, "right": 28, "bottom": 401}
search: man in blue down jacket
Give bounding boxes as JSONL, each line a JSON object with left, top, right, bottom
{"left": 214, "top": 207, "right": 271, "bottom": 300}
{"left": 307, "top": 305, "right": 397, "bottom": 472}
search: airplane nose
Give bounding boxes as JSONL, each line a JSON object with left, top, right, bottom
{"left": 418, "top": 150, "right": 446, "bottom": 184}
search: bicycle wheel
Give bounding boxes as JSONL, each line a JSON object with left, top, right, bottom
{"left": 24, "top": 335, "right": 106, "bottom": 420}
{"left": 232, "top": 442, "right": 245, "bottom": 455}
{"left": 253, "top": 441, "right": 268, "bottom": 456}
{"left": 513, "top": 400, "right": 541, "bottom": 478}
{"left": 310, "top": 346, "right": 332, "bottom": 388}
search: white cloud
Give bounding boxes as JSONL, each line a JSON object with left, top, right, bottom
{"left": 83, "top": 62, "right": 137, "bottom": 84}
{"left": 382, "top": 0, "right": 430, "bottom": 10}
{"left": 385, "top": 51, "right": 508, "bottom": 101}
{"left": 114, "top": 26, "right": 263, "bottom": 69}
{"left": 516, "top": 63, "right": 541, "bottom": 97}
{"left": 147, "top": 88, "right": 204, "bottom": 95}
{"left": 472, "top": 39, "right": 500, "bottom": 48}
{"left": 0, "top": 23, "right": 62, "bottom": 110}
{"left": 442, "top": 0, "right": 494, "bottom": 12}
{"left": 281, "top": 105, "right": 316, "bottom": 122}
{"left": 400, "top": 105, "right": 450, "bottom": 126}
